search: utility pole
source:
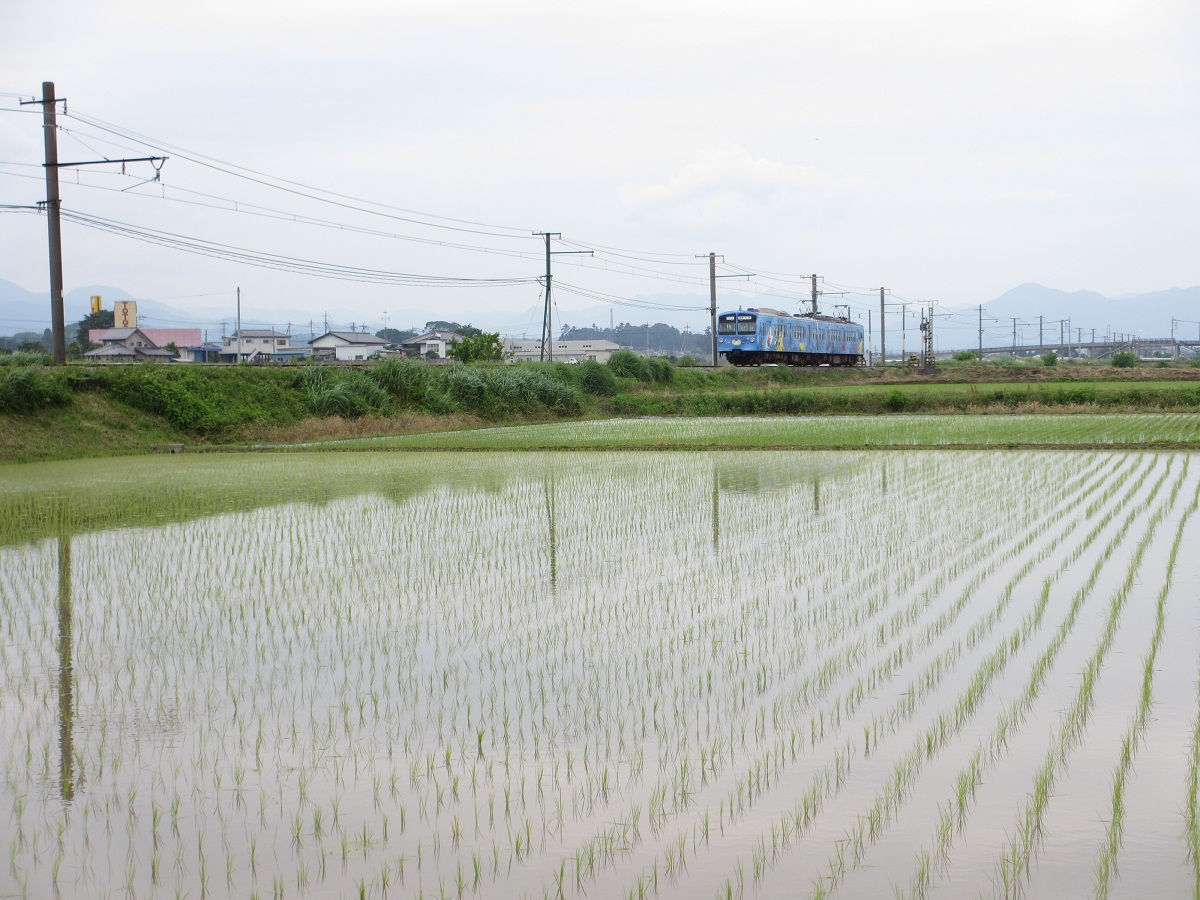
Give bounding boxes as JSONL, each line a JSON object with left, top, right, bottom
{"left": 1010, "top": 318, "right": 1019, "bottom": 356}
{"left": 879, "top": 288, "right": 886, "bottom": 367}
{"left": 900, "top": 303, "right": 908, "bottom": 361}
{"left": 811, "top": 275, "right": 819, "bottom": 316}
{"left": 538, "top": 232, "right": 557, "bottom": 361}
{"left": 236, "top": 287, "right": 242, "bottom": 364}
{"left": 35, "top": 82, "right": 64, "bottom": 365}
{"left": 978, "top": 305, "right": 983, "bottom": 361}
{"left": 535, "top": 232, "right": 591, "bottom": 362}
{"left": 709, "top": 253, "right": 718, "bottom": 366}
{"left": 22, "top": 82, "right": 166, "bottom": 365}
{"left": 1038, "top": 315, "right": 1043, "bottom": 350}
{"left": 866, "top": 310, "right": 872, "bottom": 366}
{"left": 697, "top": 253, "right": 751, "bottom": 366}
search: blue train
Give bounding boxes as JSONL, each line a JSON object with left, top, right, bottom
{"left": 716, "top": 307, "right": 865, "bottom": 367}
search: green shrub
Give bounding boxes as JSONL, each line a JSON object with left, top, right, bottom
{"left": 607, "top": 350, "right": 652, "bottom": 382}
{"left": 952, "top": 350, "right": 980, "bottom": 361}
{"left": 1112, "top": 351, "right": 1139, "bottom": 368}
{"left": 0, "top": 350, "right": 53, "bottom": 367}
{"left": 1041, "top": 351, "right": 1058, "bottom": 367}
{"left": 369, "top": 357, "right": 429, "bottom": 406}
{"left": 676, "top": 355, "right": 699, "bottom": 367}
{"left": 646, "top": 357, "right": 674, "bottom": 384}
{"left": 579, "top": 360, "right": 619, "bottom": 396}
{"left": 0, "top": 366, "right": 73, "bottom": 414}
{"left": 882, "top": 389, "right": 909, "bottom": 412}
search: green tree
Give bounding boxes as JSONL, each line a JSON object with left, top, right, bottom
{"left": 426, "top": 321, "right": 483, "bottom": 339}
{"left": 1111, "top": 351, "right": 1139, "bottom": 368}
{"left": 1041, "top": 351, "right": 1058, "bottom": 367}
{"left": 448, "top": 332, "right": 505, "bottom": 363}
{"left": 375, "top": 327, "right": 415, "bottom": 345}
{"left": 74, "top": 310, "right": 115, "bottom": 351}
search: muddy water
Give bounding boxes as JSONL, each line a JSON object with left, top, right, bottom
{"left": 1, "top": 449, "right": 1197, "bottom": 899}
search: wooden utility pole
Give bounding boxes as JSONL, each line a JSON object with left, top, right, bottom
{"left": 22, "top": 82, "right": 166, "bottom": 365}
{"left": 37, "top": 82, "right": 65, "bottom": 365}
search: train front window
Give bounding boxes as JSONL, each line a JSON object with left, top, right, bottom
{"left": 737, "top": 315, "right": 757, "bottom": 335}
{"left": 718, "top": 315, "right": 737, "bottom": 335}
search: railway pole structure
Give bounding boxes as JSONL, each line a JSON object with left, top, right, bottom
{"left": 879, "top": 287, "right": 886, "bottom": 367}
{"left": 534, "top": 232, "right": 592, "bottom": 362}
{"left": 21, "top": 82, "right": 167, "bottom": 365}
{"left": 698, "top": 253, "right": 753, "bottom": 366}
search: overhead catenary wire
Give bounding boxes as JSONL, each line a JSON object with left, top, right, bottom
{"left": 61, "top": 111, "right": 541, "bottom": 240}
{"left": 51, "top": 208, "right": 540, "bottom": 288}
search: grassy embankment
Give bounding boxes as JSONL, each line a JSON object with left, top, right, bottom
{"left": 1, "top": 351, "right": 1199, "bottom": 463}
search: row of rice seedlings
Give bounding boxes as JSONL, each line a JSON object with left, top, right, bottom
{"left": 886, "top": 455, "right": 1188, "bottom": 899}
{"left": 737, "top": 455, "right": 1169, "bottom": 899}
{"left": 1093, "top": 470, "right": 1200, "bottom": 898}
{"left": 373, "top": 414, "right": 1200, "bottom": 452}
{"left": 984, "top": 458, "right": 1193, "bottom": 899}
{"left": 597, "top": 452, "right": 1134, "bottom": 897}
{"left": 1189, "top": 640, "right": 1200, "bottom": 897}
{"left": 2, "top": 458, "right": 907, "bottom": 897}
{"left": 0, "top": 450, "right": 1154, "bottom": 898}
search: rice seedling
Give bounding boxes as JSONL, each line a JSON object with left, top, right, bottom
{"left": 0, "top": 448, "right": 1196, "bottom": 898}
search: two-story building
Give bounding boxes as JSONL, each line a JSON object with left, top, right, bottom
{"left": 82, "top": 328, "right": 176, "bottom": 362}
{"left": 309, "top": 331, "right": 389, "bottom": 361}
{"left": 502, "top": 339, "right": 621, "bottom": 363}
{"left": 219, "top": 329, "right": 306, "bottom": 363}
{"left": 400, "top": 330, "right": 462, "bottom": 359}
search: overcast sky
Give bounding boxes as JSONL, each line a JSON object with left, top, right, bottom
{"left": 2, "top": 0, "right": 1198, "bottom": 334}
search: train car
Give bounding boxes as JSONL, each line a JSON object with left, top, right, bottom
{"left": 716, "top": 307, "right": 865, "bottom": 366}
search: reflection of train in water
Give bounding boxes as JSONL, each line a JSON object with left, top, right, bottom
{"left": 717, "top": 307, "right": 865, "bottom": 367}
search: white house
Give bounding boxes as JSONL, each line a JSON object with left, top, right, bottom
{"left": 503, "top": 339, "right": 621, "bottom": 363}
{"left": 220, "top": 329, "right": 301, "bottom": 363}
{"left": 310, "top": 331, "right": 389, "bottom": 361}
{"left": 401, "top": 330, "right": 461, "bottom": 359}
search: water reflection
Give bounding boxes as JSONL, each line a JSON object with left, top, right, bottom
{"left": 57, "top": 531, "right": 74, "bottom": 803}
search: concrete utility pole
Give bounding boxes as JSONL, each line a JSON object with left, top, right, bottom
{"left": 867, "top": 309, "right": 872, "bottom": 366}
{"left": 978, "top": 305, "right": 983, "bottom": 360}
{"left": 236, "top": 287, "right": 242, "bottom": 363}
{"left": 709, "top": 253, "right": 718, "bottom": 366}
{"left": 1010, "top": 318, "right": 1019, "bottom": 356}
{"left": 811, "top": 275, "right": 819, "bottom": 316}
{"left": 697, "top": 253, "right": 751, "bottom": 366}
{"left": 1039, "top": 315, "right": 1043, "bottom": 350}
{"left": 879, "top": 288, "right": 886, "bottom": 367}
{"left": 900, "top": 303, "right": 908, "bottom": 361}
{"left": 535, "top": 232, "right": 591, "bottom": 362}
{"left": 538, "top": 232, "right": 557, "bottom": 362}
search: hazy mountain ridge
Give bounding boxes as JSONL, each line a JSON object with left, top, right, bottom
{"left": 2, "top": 277, "right": 1196, "bottom": 347}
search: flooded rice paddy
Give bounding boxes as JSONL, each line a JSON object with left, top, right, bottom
{"left": 2, "top": 449, "right": 1200, "bottom": 899}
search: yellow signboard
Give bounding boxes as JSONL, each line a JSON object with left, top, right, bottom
{"left": 113, "top": 300, "right": 137, "bottom": 329}
{"left": 90, "top": 295, "right": 102, "bottom": 314}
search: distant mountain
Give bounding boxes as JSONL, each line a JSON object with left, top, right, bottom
{"left": 970, "top": 283, "right": 1199, "bottom": 348}
{"left": 4, "top": 276, "right": 1196, "bottom": 349}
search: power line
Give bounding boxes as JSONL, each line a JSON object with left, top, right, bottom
{"left": 50, "top": 208, "right": 541, "bottom": 287}
{"left": 62, "top": 110, "right": 540, "bottom": 240}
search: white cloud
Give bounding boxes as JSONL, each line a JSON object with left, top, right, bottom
{"left": 620, "top": 143, "right": 845, "bottom": 210}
